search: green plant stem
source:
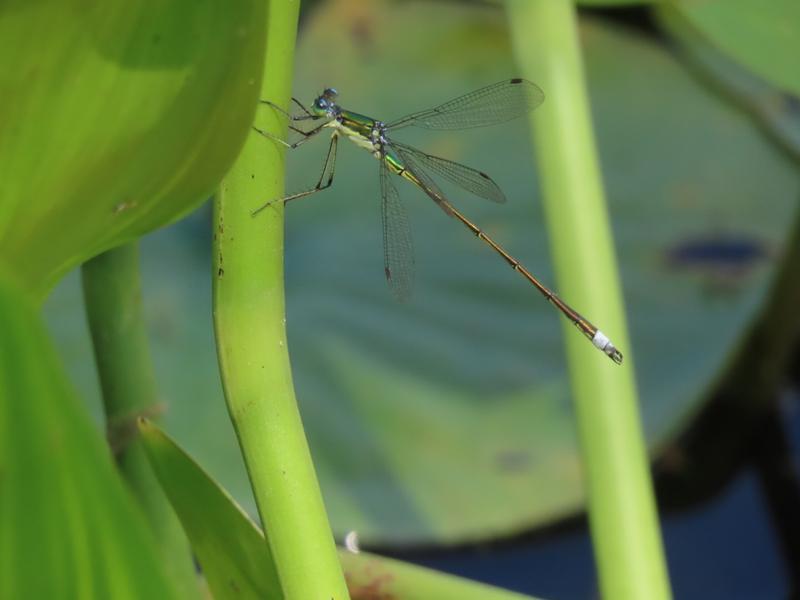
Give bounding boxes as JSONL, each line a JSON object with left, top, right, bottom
{"left": 212, "top": 2, "right": 350, "bottom": 598}
{"left": 81, "top": 243, "right": 198, "bottom": 598}
{"left": 506, "top": 2, "right": 671, "bottom": 599}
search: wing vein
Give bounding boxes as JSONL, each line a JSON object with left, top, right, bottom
{"left": 386, "top": 79, "right": 544, "bottom": 130}
{"left": 380, "top": 159, "right": 414, "bottom": 301}
{"left": 390, "top": 142, "right": 506, "bottom": 203}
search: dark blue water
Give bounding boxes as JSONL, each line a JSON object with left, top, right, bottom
{"left": 401, "top": 463, "right": 787, "bottom": 599}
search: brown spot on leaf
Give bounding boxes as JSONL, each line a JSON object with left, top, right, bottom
{"left": 346, "top": 569, "right": 396, "bottom": 600}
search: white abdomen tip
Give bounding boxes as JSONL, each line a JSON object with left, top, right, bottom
{"left": 592, "top": 330, "right": 611, "bottom": 350}
{"left": 592, "top": 330, "right": 624, "bottom": 365}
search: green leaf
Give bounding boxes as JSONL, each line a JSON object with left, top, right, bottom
{"left": 47, "top": 2, "right": 800, "bottom": 547}
{"left": 138, "top": 419, "right": 540, "bottom": 600}
{"left": 0, "top": 274, "right": 178, "bottom": 600}
{"left": 138, "top": 419, "right": 282, "bottom": 600}
{"left": 0, "top": 0, "right": 265, "bottom": 298}
{"left": 668, "top": 0, "right": 800, "bottom": 97}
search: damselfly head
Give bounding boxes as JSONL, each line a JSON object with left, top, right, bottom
{"left": 311, "top": 88, "right": 339, "bottom": 116}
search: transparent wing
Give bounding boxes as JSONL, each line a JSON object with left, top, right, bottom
{"left": 391, "top": 144, "right": 455, "bottom": 219}
{"left": 386, "top": 79, "right": 544, "bottom": 131}
{"left": 391, "top": 141, "right": 506, "bottom": 203}
{"left": 380, "top": 160, "right": 414, "bottom": 301}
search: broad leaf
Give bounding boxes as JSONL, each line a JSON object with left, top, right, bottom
{"left": 0, "top": 0, "right": 265, "bottom": 298}
{"left": 138, "top": 418, "right": 282, "bottom": 600}
{"left": 0, "top": 275, "right": 178, "bottom": 599}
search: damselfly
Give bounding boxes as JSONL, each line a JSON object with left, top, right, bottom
{"left": 253, "top": 79, "right": 623, "bottom": 364}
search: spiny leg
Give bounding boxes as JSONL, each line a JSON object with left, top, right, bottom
{"left": 252, "top": 120, "right": 328, "bottom": 150}
{"left": 290, "top": 97, "right": 315, "bottom": 118}
{"left": 259, "top": 98, "right": 318, "bottom": 122}
{"left": 254, "top": 98, "right": 320, "bottom": 145}
{"left": 251, "top": 134, "right": 339, "bottom": 216}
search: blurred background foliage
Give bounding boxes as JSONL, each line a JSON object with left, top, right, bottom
{"left": 17, "top": 0, "right": 799, "bottom": 597}
{"left": 44, "top": 0, "right": 799, "bottom": 542}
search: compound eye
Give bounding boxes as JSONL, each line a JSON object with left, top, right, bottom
{"left": 314, "top": 98, "right": 327, "bottom": 110}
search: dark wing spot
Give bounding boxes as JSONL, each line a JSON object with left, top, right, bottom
{"left": 510, "top": 77, "right": 523, "bottom": 84}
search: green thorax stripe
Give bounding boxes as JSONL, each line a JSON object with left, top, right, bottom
{"left": 383, "top": 150, "right": 406, "bottom": 173}
{"left": 338, "top": 110, "right": 376, "bottom": 137}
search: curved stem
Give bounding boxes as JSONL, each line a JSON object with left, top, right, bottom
{"left": 81, "top": 243, "right": 198, "bottom": 597}
{"left": 506, "top": 2, "right": 671, "bottom": 598}
{"left": 212, "top": 1, "right": 350, "bottom": 598}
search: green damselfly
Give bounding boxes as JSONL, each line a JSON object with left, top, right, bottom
{"left": 253, "top": 79, "right": 623, "bottom": 364}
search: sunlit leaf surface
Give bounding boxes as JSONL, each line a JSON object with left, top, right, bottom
{"left": 0, "top": 0, "right": 265, "bottom": 297}
{"left": 0, "top": 276, "right": 178, "bottom": 599}
{"left": 139, "top": 419, "right": 282, "bottom": 600}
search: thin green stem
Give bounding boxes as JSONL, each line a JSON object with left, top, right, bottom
{"left": 81, "top": 243, "right": 198, "bottom": 598}
{"left": 212, "top": 1, "right": 349, "bottom": 598}
{"left": 506, "top": 2, "right": 671, "bottom": 599}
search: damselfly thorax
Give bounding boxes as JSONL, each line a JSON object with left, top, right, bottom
{"left": 327, "top": 112, "right": 425, "bottom": 188}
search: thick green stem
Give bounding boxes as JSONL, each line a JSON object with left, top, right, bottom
{"left": 506, "top": 2, "right": 671, "bottom": 599}
{"left": 212, "top": 2, "right": 349, "bottom": 598}
{"left": 81, "top": 243, "right": 198, "bottom": 598}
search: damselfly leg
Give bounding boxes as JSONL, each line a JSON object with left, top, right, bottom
{"left": 259, "top": 97, "right": 319, "bottom": 121}
{"left": 251, "top": 134, "right": 339, "bottom": 216}
{"left": 252, "top": 120, "right": 328, "bottom": 150}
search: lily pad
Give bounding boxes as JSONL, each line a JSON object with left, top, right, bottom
{"left": 668, "top": 0, "right": 800, "bottom": 98}
{"left": 46, "top": 1, "right": 799, "bottom": 546}
{"left": 657, "top": 6, "right": 800, "bottom": 164}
